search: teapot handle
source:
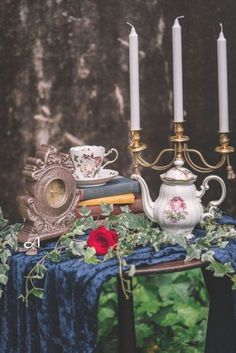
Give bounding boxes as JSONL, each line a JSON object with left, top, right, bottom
{"left": 197, "top": 175, "right": 226, "bottom": 219}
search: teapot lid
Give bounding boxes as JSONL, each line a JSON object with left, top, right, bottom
{"left": 160, "top": 161, "right": 197, "bottom": 184}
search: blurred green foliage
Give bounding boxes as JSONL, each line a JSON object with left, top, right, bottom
{"left": 97, "top": 269, "right": 208, "bottom": 353}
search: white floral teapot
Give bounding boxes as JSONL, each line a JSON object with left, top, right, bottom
{"left": 132, "top": 161, "right": 226, "bottom": 236}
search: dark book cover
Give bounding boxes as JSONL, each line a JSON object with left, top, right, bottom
{"left": 78, "top": 176, "right": 141, "bottom": 201}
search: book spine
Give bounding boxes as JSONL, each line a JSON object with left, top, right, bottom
{"left": 79, "top": 180, "right": 140, "bottom": 201}
{"left": 76, "top": 197, "right": 143, "bottom": 219}
{"left": 79, "top": 193, "right": 135, "bottom": 207}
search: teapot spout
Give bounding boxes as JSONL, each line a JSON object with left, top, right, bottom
{"left": 131, "top": 174, "right": 155, "bottom": 222}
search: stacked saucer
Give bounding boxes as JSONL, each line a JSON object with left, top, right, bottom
{"left": 73, "top": 169, "right": 119, "bottom": 187}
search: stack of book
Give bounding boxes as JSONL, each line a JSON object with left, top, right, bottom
{"left": 75, "top": 176, "right": 143, "bottom": 219}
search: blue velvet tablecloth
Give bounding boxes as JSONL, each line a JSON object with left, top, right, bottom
{"left": 1, "top": 215, "right": 236, "bottom": 353}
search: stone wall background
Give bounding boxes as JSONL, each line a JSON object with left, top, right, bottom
{"left": 1, "top": 0, "right": 236, "bottom": 221}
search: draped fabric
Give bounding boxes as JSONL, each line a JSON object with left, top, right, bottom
{"left": 0, "top": 216, "right": 236, "bottom": 353}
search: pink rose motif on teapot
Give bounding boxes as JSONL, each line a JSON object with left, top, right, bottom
{"left": 164, "top": 196, "right": 188, "bottom": 223}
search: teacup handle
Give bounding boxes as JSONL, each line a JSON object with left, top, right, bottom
{"left": 196, "top": 175, "right": 226, "bottom": 219}
{"left": 102, "top": 148, "right": 119, "bottom": 169}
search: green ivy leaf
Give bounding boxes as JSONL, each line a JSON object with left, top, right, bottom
{"left": 30, "top": 287, "right": 44, "bottom": 299}
{"left": 48, "top": 250, "right": 61, "bottom": 263}
{"left": 72, "top": 225, "right": 85, "bottom": 236}
{"left": 0, "top": 274, "right": 8, "bottom": 285}
{"left": 207, "top": 261, "right": 235, "bottom": 277}
{"left": 185, "top": 245, "right": 201, "bottom": 262}
{"left": 196, "top": 237, "right": 211, "bottom": 250}
{"left": 0, "top": 263, "right": 9, "bottom": 274}
{"left": 74, "top": 218, "right": 85, "bottom": 227}
{"left": 217, "top": 240, "right": 229, "bottom": 248}
{"left": 120, "top": 205, "right": 131, "bottom": 213}
{"left": 0, "top": 249, "right": 11, "bottom": 266}
{"left": 69, "top": 240, "right": 86, "bottom": 256}
{"left": 67, "top": 218, "right": 86, "bottom": 236}
{"left": 201, "top": 251, "right": 215, "bottom": 263}
{"left": 36, "top": 264, "right": 47, "bottom": 278}
{"left": 231, "top": 274, "right": 236, "bottom": 290}
{"left": 116, "top": 213, "right": 149, "bottom": 230}
{"left": 176, "top": 235, "right": 188, "bottom": 249}
{"left": 128, "top": 264, "right": 136, "bottom": 277}
{"left": 83, "top": 216, "right": 96, "bottom": 230}
{"left": 104, "top": 247, "right": 115, "bottom": 260}
{"left": 59, "top": 235, "right": 73, "bottom": 247}
{"left": 84, "top": 247, "right": 98, "bottom": 264}
{"left": 101, "top": 204, "right": 113, "bottom": 216}
{"left": 0, "top": 208, "right": 8, "bottom": 231}
{"left": 79, "top": 206, "right": 91, "bottom": 217}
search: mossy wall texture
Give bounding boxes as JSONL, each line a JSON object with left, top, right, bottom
{"left": 1, "top": 0, "right": 236, "bottom": 221}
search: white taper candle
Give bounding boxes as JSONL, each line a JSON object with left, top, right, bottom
{"left": 172, "top": 16, "right": 184, "bottom": 123}
{"left": 217, "top": 23, "right": 229, "bottom": 133}
{"left": 128, "top": 23, "right": 140, "bottom": 130}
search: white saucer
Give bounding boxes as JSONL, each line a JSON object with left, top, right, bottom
{"left": 74, "top": 169, "right": 119, "bottom": 188}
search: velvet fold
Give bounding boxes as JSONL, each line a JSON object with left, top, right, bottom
{"left": 0, "top": 215, "right": 236, "bottom": 353}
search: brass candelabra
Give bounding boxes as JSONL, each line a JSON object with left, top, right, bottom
{"left": 128, "top": 122, "right": 235, "bottom": 179}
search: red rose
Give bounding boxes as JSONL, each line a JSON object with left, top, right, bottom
{"left": 87, "top": 227, "right": 118, "bottom": 256}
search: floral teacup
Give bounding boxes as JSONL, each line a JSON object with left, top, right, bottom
{"left": 70, "top": 145, "right": 118, "bottom": 179}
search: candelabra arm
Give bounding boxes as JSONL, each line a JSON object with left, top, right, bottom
{"left": 136, "top": 147, "right": 176, "bottom": 171}
{"left": 184, "top": 146, "right": 226, "bottom": 172}
{"left": 129, "top": 129, "right": 177, "bottom": 172}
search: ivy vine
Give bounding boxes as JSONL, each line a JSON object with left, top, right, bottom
{"left": 0, "top": 205, "right": 236, "bottom": 307}
{"left": 0, "top": 208, "right": 21, "bottom": 298}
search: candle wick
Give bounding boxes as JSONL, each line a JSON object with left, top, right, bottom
{"left": 127, "top": 22, "right": 135, "bottom": 30}
{"left": 220, "top": 23, "right": 223, "bottom": 33}
{"left": 176, "top": 15, "right": 184, "bottom": 21}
